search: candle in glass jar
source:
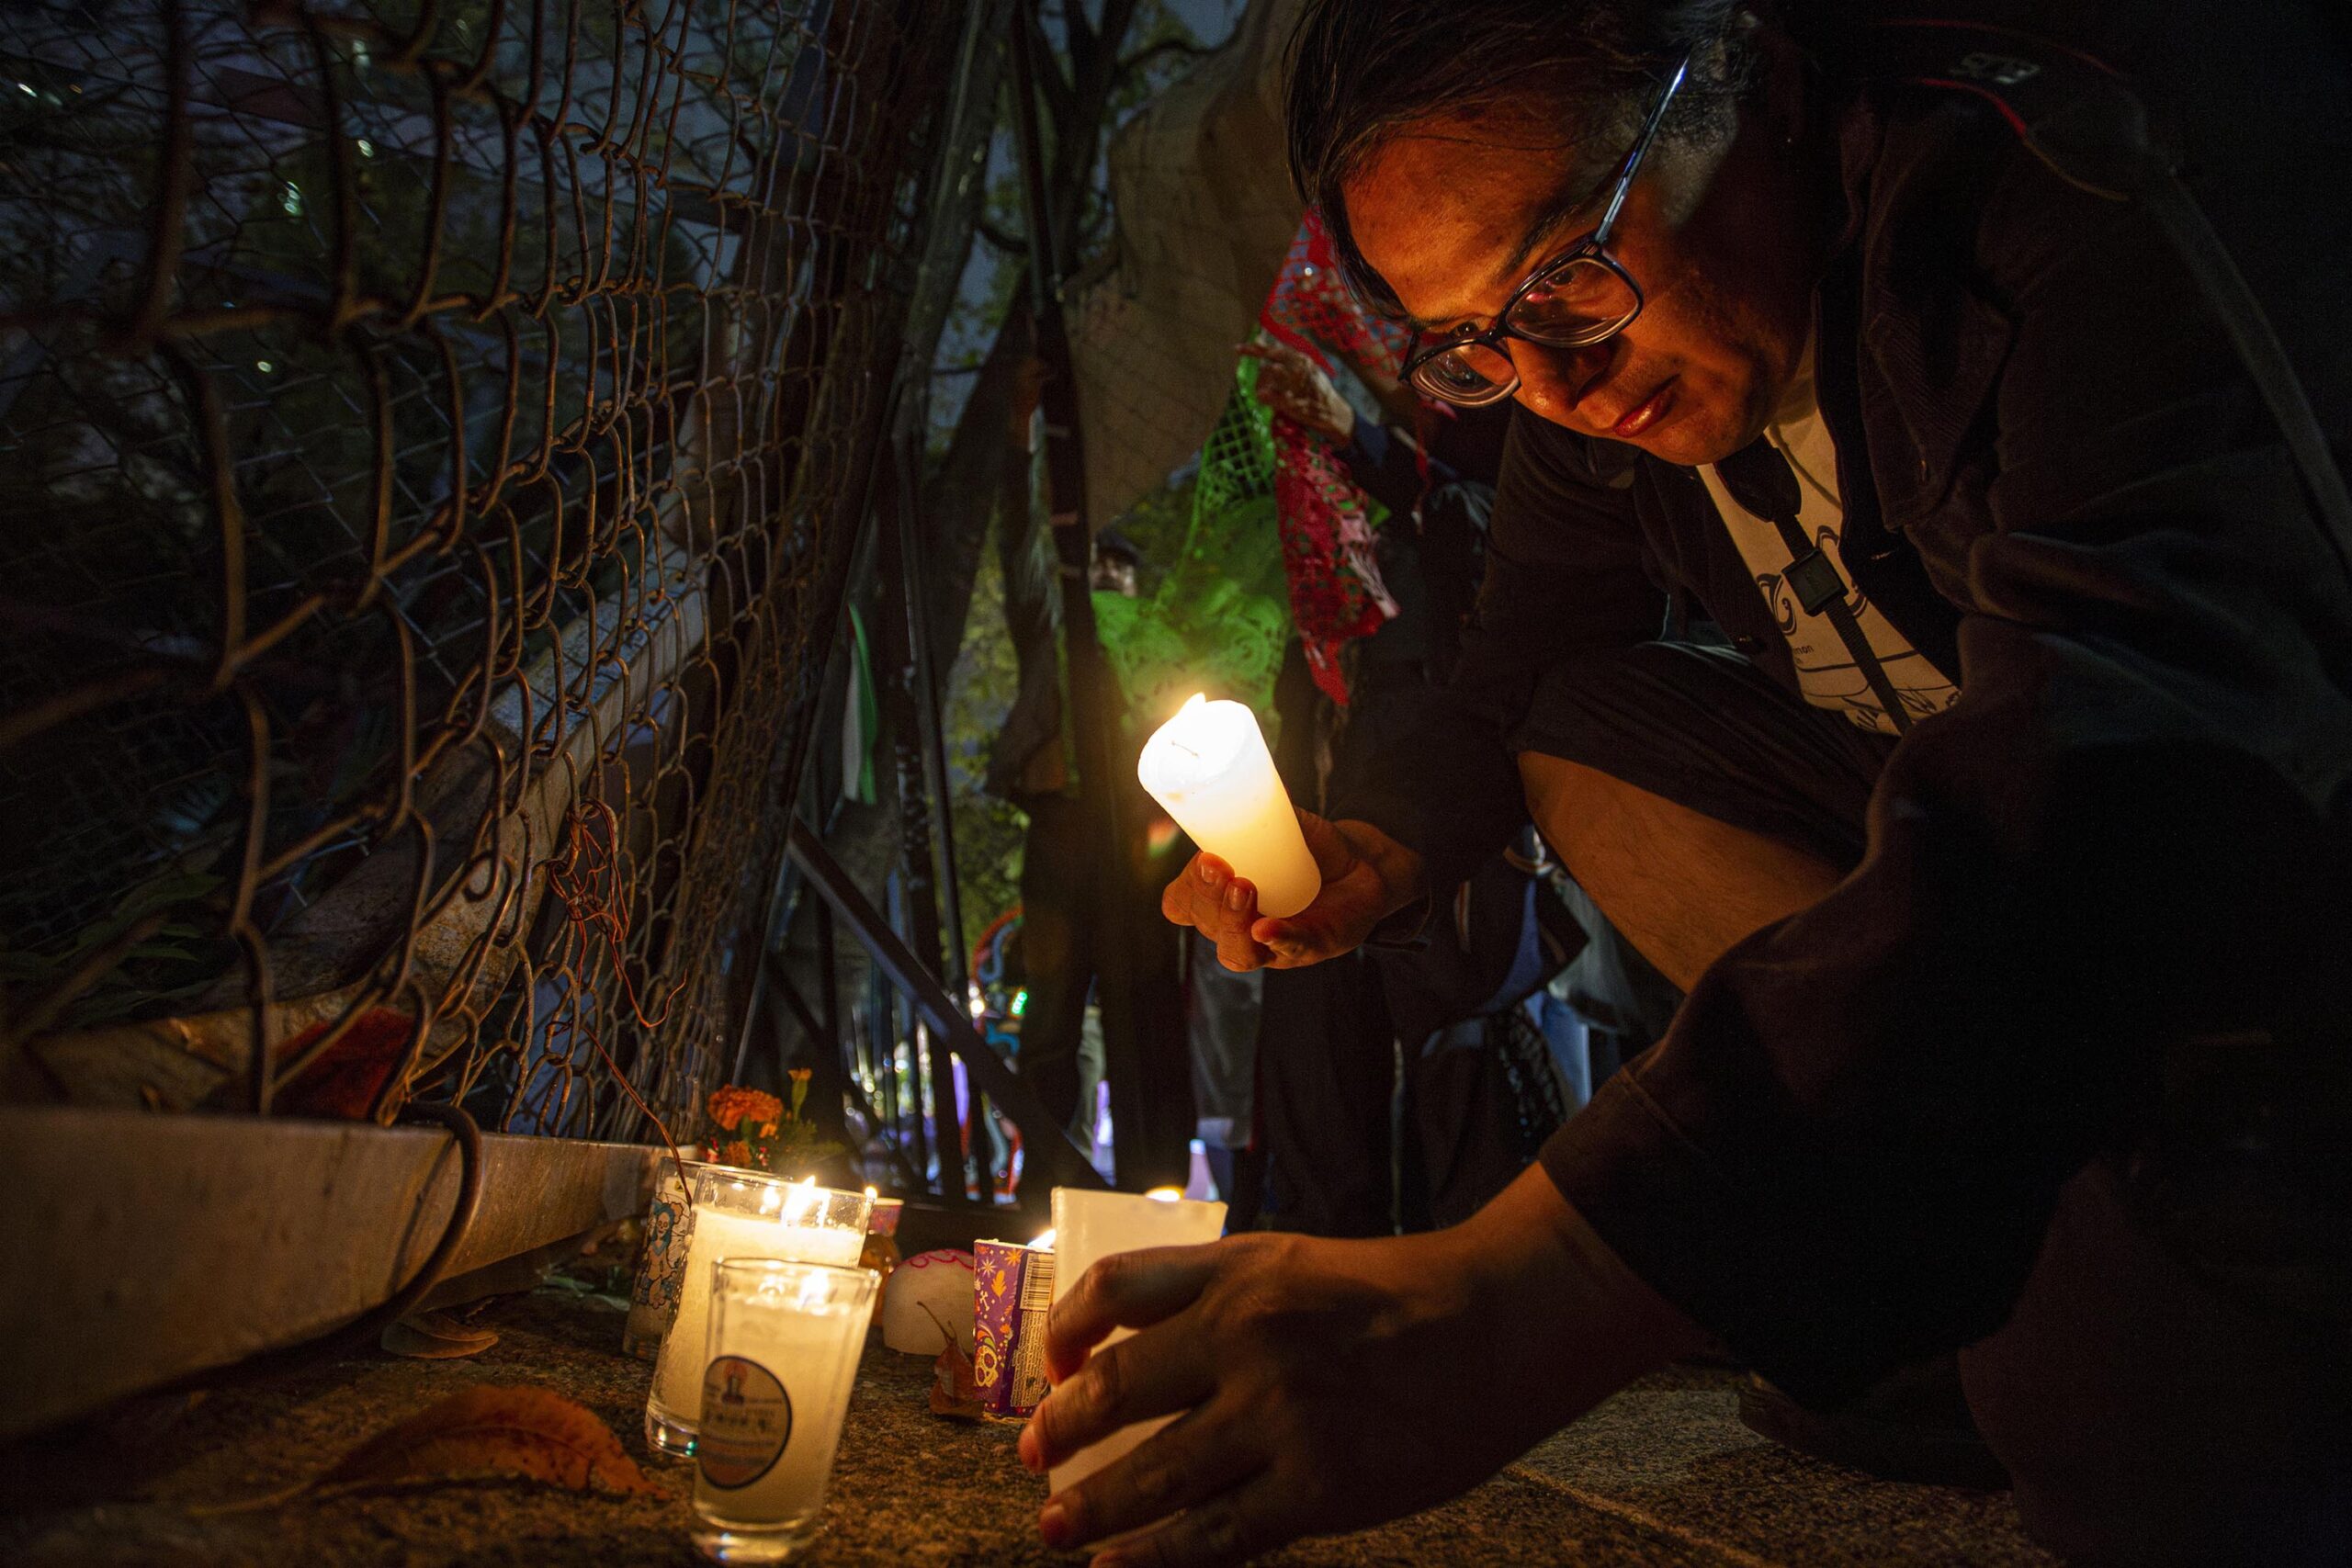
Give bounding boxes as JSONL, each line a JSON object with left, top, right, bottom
{"left": 1046, "top": 1187, "right": 1227, "bottom": 1500}
{"left": 1136, "top": 694, "right": 1319, "bottom": 919}
{"left": 692, "top": 1259, "right": 878, "bottom": 1564}
{"left": 646, "top": 1174, "right": 871, "bottom": 1459}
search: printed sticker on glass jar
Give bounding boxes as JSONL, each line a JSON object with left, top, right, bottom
{"left": 697, "top": 1355, "right": 794, "bottom": 1489}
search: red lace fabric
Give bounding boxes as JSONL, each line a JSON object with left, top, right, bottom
{"left": 1257, "top": 209, "right": 1409, "bottom": 704}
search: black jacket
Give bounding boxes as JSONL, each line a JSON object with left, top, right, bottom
{"left": 1344, "top": 0, "right": 2352, "bottom": 1402}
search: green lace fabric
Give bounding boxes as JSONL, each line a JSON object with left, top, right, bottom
{"left": 1095, "top": 356, "right": 1295, "bottom": 730}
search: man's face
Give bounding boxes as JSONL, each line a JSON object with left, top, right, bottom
{"left": 1342, "top": 99, "right": 1819, "bottom": 466}
{"left": 1091, "top": 554, "right": 1139, "bottom": 597}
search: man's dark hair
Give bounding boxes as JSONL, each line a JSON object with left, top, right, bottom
{"left": 1285, "top": 0, "right": 1763, "bottom": 317}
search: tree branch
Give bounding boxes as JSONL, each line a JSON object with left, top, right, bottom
{"left": 1077, "top": 0, "right": 1143, "bottom": 100}
{"left": 1059, "top": 0, "right": 1099, "bottom": 62}
{"left": 976, "top": 217, "right": 1029, "bottom": 254}
{"left": 1115, "top": 36, "right": 1213, "bottom": 78}
{"left": 1022, "top": 2, "right": 1079, "bottom": 130}
{"left": 1098, "top": 0, "right": 1145, "bottom": 61}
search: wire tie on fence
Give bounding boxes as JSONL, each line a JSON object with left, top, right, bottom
{"left": 540, "top": 797, "right": 695, "bottom": 1203}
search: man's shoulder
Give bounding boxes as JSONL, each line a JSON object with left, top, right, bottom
{"left": 1815, "top": 0, "right": 2343, "bottom": 230}
{"left": 1819, "top": 0, "right": 2347, "bottom": 375}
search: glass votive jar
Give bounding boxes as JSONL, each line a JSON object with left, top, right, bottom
{"left": 624, "top": 1157, "right": 715, "bottom": 1361}
{"left": 859, "top": 1191, "right": 904, "bottom": 1295}
{"left": 645, "top": 1173, "right": 873, "bottom": 1458}
{"left": 692, "top": 1258, "right": 879, "bottom": 1564}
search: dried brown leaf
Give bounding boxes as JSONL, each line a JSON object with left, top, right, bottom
{"left": 380, "top": 1311, "right": 501, "bottom": 1359}
{"left": 320, "top": 1385, "right": 663, "bottom": 1495}
{"left": 195, "top": 1385, "right": 664, "bottom": 1514}
{"left": 922, "top": 1303, "right": 985, "bottom": 1422}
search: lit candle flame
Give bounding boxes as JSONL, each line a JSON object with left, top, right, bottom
{"left": 1029, "top": 1228, "right": 1057, "bottom": 1250}
{"left": 1143, "top": 1186, "right": 1183, "bottom": 1202}
{"left": 1169, "top": 692, "right": 1206, "bottom": 760}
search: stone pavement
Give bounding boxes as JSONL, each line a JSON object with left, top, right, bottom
{"left": 0, "top": 1279, "right": 2056, "bottom": 1566}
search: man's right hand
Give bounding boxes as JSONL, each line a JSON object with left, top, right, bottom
{"left": 1018, "top": 1166, "right": 1707, "bottom": 1565}
{"left": 1160, "top": 812, "right": 1423, "bottom": 971}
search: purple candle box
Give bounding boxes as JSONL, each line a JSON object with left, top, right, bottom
{"left": 973, "top": 1239, "right": 1057, "bottom": 1417}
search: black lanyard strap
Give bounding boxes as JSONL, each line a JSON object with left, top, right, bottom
{"left": 1717, "top": 438, "right": 1917, "bottom": 735}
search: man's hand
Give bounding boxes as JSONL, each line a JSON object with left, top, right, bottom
{"left": 1017, "top": 1168, "right": 1707, "bottom": 1566}
{"left": 1239, "top": 339, "right": 1357, "bottom": 444}
{"left": 1159, "top": 813, "right": 1422, "bottom": 971}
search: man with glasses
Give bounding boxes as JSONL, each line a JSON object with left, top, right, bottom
{"left": 1022, "top": 3, "right": 2352, "bottom": 1564}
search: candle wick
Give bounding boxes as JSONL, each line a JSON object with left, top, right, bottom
{"left": 1171, "top": 741, "right": 1199, "bottom": 761}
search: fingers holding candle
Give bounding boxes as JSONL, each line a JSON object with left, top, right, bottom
{"left": 1036, "top": 1245, "right": 1225, "bottom": 1393}
{"left": 1022, "top": 1317, "right": 1216, "bottom": 1475}
{"left": 1038, "top": 1408, "right": 1272, "bottom": 1563}
{"left": 1227, "top": 816, "right": 1429, "bottom": 970}
{"left": 1138, "top": 696, "right": 1320, "bottom": 920}
{"left": 1161, "top": 852, "right": 1274, "bottom": 971}
{"left": 1024, "top": 1225, "right": 1406, "bottom": 1564}
{"left": 1080, "top": 1471, "right": 1297, "bottom": 1568}
{"left": 1021, "top": 1239, "right": 1278, "bottom": 1562}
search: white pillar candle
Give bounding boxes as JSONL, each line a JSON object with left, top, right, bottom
{"left": 1046, "top": 1187, "right": 1227, "bottom": 1500}
{"left": 1137, "top": 694, "right": 1320, "bottom": 919}
{"left": 647, "top": 1174, "right": 871, "bottom": 1457}
{"left": 691, "top": 1259, "right": 878, "bottom": 1563}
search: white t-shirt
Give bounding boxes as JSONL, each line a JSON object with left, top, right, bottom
{"left": 1697, "top": 364, "right": 1961, "bottom": 736}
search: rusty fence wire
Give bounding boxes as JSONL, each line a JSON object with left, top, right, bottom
{"left": 0, "top": 0, "right": 970, "bottom": 1143}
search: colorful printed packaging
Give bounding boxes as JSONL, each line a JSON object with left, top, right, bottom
{"left": 972, "top": 1241, "right": 1022, "bottom": 1410}
{"left": 973, "top": 1239, "right": 1057, "bottom": 1417}
{"left": 1010, "top": 1246, "right": 1056, "bottom": 1415}
{"left": 622, "top": 1159, "right": 703, "bottom": 1361}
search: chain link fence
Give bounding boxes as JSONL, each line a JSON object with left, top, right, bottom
{"left": 0, "top": 0, "right": 970, "bottom": 1142}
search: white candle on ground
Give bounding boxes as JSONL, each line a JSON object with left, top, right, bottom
{"left": 649, "top": 1176, "right": 869, "bottom": 1452}
{"left": 692, "top": 1260, "right": 877, "bottom": 1562}
{"left": 1137, "top": 694, "right": 1320, "bottom": 919}
{"left": 1046, "top": 1187, "right": 1227, "bottom": 1501}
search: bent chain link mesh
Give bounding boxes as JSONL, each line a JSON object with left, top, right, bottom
{"left": 0, "top": 0, "right": 961, "bottom": 1140}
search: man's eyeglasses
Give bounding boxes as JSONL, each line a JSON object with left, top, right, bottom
{"left": 1400, "top": 53, "right": 1691, "bottom": 409}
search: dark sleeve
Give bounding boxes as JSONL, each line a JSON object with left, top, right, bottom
{"left": 1334, "top": 408, "right": 1667, "bottom": 902}
{"left": 1540, "top": 123, "right": 2352, "bottom": 1403}
{"left": 1336, "top": 420, "right": 1435, "bottom": 518}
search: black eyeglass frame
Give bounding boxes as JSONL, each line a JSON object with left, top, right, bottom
{"left": 1399, "top": 52, "right": 1694, "bottom": 407}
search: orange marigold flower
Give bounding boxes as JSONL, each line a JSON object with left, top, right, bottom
{"left": 708, "top": 1085, "right": 785, "bottom": 1134}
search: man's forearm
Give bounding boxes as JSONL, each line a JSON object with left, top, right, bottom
{"left": 1437, "top": 1166, "right": 1709, "bottom": 1442}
